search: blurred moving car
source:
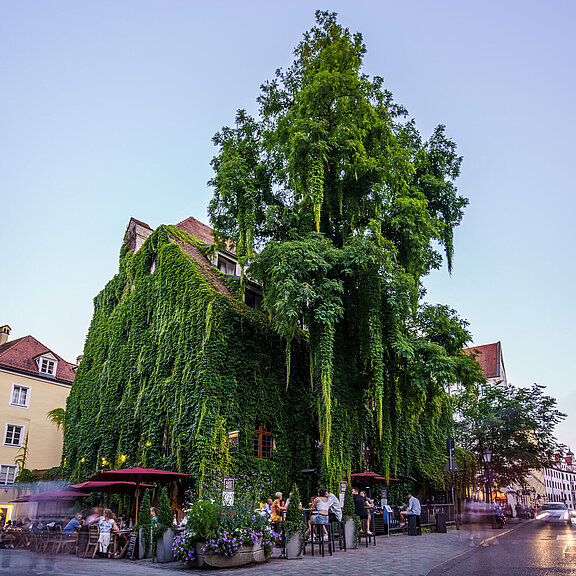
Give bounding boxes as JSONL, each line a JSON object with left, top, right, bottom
{"left": 535, "top": 502, "right": 571, "bottom": 525}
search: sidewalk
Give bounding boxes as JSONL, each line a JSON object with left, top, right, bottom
{"left": 0, "top": 522, "right": 521, "bottom": 576}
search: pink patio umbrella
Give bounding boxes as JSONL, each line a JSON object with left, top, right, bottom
{"left": 70, "top": 480, "right": 155, "bottom": 493}
{"left": 10, "top": 489, "right": 91, "bottom": 503}
{"left": 87, "top": 467, "right": 191, "bottom": 522}
{"left": 351, "top": 471, "right": 415, "bottom": 485}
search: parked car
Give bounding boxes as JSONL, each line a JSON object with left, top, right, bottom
{"left": 535, "top": 502, "right": 571, "bottom": 525}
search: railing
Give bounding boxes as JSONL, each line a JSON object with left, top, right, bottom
{"left": 374, "top": 503, "right": 456, "bottom": 536}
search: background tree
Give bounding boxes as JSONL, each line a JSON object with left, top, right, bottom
{"left": 453, "top": 382, "right": 566, "bottom": 487}
{"left": 209, "top": 11, "right": 481, "bottom": 487}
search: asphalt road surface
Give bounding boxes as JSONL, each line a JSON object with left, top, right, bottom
{"left": 429, "top": 520, "right": 576, "bottom": 576}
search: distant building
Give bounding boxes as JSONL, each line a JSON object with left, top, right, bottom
{"left": 542, "top": 450, "right": 576, "bottom": 505}
{"left": 463, "top": 341, "right": 508, "bottom": 386}
{"left": 0, "top": 325, "right": 76, "bottom": 523}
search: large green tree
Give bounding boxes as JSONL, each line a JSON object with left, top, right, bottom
{"left": 209, "top": 11, "right": 481, "bottom": 487}
{"left": 454, "top": 382, "right": 566, "bottom": 487}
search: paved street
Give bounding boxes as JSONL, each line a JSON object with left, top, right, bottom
{"left": 429, "top": 520, "right": 576, "bottom": 576}
{"left": 0, "top": 524, "right": 516, "bottom": 576}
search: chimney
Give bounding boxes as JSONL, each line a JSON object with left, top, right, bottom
{"left": 0, "top": 325, "right": 11, "bottom": 345}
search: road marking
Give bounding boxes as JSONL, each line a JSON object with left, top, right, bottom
{"left": 556, "top": 535, "right": 576, "bottom": 541}
{"left": 563, "top": 545, "right": 576, "bottom": 555}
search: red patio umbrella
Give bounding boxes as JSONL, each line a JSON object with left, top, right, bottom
{"left": 69, "top": 480, "right": 155, "bottom": 493}
{"left": 351, "top": 471, "right": 415, "bottom": 485}
{"left": 10, "top": 489, "right": 91, "bottom": 503}
{"left": 87, "top": 467, "right": 191, "bottom": 522}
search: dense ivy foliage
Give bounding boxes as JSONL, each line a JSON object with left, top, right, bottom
{"left": 209, "top": 11, "right": 482, "bottom": 488}
{"left": 63, "top": 225, "right": 316, "bottom": 495}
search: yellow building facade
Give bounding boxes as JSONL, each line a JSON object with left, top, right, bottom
{"left": 0, "top": 325, "right": 76, "bottom": 523}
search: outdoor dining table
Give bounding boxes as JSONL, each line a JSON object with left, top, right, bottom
{"left": 110, "top": 530, "right": 133, "bottom": 559}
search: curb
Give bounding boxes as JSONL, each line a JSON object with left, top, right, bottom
{"left": 425, "top": 522, "right": 522, "bottom": 576}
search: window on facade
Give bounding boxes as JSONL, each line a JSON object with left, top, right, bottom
{"left": 245, "top": 288, "right": 263, "bottom": 311}
{"left": 10, "top": 385, "right": 29, "bottom": 407}
{"left": 253, "top": 423, "right": 273, "bottom": 459}
{"left": 362, "top": 443, "right": 375, "bottom": 471}
{"left": 0, "top": 465, "right": 18, "bottom": 485}
{"left": 4, "top": 424, "right": 24, "bottom": 446}
{"left": 39, "top": 357, "right": 56, "bottom": 375}
{"left": 217, "top": 256, "right": 236, "bottom": 276}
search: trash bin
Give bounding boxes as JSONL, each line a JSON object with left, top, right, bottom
{"left": 435, "top": 510, "right": 447, "bottom": 533}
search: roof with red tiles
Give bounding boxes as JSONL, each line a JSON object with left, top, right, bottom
{"left": 0, "top": 335, "right": 76, "bottom": 384}
{"left": 129, "top": 217, "right": 153, "bottom": 230}
{"left": 463, "top": 342, "right": 502, "bottom": 380}
{"left": 176, "top": 216, "right": 214, "bottom": 245}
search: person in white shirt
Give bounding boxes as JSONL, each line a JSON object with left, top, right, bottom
{"left": 401, "top": 492, "right": 421, "bottom": 523}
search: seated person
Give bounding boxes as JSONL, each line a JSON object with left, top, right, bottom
{"left": 353, "top": 487, "right": 372, "bottom": 535}
{"left": 63, "top": 513, "right": 83, "bottom": 533}
{"left": 261, "top": 498, "right": 273, "bottom": 516}
{"left": 327, "top": 491, "right": 343, "bottom": 522}
{"left": 304, "top": 488, "right": 330, "bottom": 540}
{"left": 400, "top": 492, "right": 421, "bottom": 524}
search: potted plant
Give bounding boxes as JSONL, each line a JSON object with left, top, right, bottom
{"left": 342, "top": 483, "right": 359, "bottom": 549}
{"left": 155, "top": 487, "right": 177, "bottom": 563}
{"left": 172, "top": 500, "right": 279, "bottom": 568}
{"left": 283, "top": 485, "right": 304, "bottom": 559}
{"left": 136, "top": 491, "right": 152, "bottom": 559}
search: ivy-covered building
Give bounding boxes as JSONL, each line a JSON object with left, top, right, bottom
{"left": 64, "top": 214, "right": 475, "bottom": 499}
{"left": 64, "top": 217, "right": 317, "bottom": 496}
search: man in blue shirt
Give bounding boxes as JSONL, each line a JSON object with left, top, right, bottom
{"left": 63, "top": 513, "right": 83, "bottom": 533}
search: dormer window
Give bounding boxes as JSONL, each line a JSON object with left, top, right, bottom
{"left": 36, "top": 353, "right": 58, "bottom": 377}
{"left": 217, "top": 255, "right": 236, "bottom": 276}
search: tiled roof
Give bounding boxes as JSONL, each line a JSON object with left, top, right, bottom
{"left": 0, "top": 335, "right": 76, "bottom": 384}
{"left": 129, "top": 217, "right": 153, "bottom": 230}
{"left": 176, "top": 216, "right": 214, "bottom": 245}
{"left": 463, "top": 342, "right": 501, "bottom": 379}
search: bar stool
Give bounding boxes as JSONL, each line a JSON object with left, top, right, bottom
{"left": 305, "top": 522, "right": 332, "bottom": 557}
{"left": 359, "top": 511, "right": 377, "bottom": 547}
{"left": 330, "top": 519, "right": 346, "bottom": 551}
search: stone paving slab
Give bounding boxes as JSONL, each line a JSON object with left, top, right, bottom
{"left": 0, "top": 524, "right": 518, "bottom": 576}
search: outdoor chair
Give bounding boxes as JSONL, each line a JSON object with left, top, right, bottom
{"left": 304, "top": 522, "right": 333, "bottom": 557}
{"left": 359, "top": 511, "right": 376, "bottom": 547}
{"left": 83, "top": 525, "right": 100, "bottom": 559}
{"left": 60, "top": 532, "right": 79, "bottom": 555}
{"left": 45, "top": 525, "right": 63, "bottom": 554}
{"left": 329, "top": 518, "right": 346, "bottom": 551}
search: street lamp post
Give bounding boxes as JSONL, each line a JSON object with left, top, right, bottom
{"left": 482, "top": 448, "right": 493, "bottom": 504}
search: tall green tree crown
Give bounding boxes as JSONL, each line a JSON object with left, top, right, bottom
{"left": 209, "top": 10, "right": 478, "bottom": 483}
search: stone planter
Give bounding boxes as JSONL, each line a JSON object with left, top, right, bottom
{"left": 344, "top": 518, "right": 358, "bottom": 549}
{"left": 155, "top": 529, "right": 176, "bottom": 563}
{"left": 190, "top": 540, "right": 267, "bottom": 569}
{"left": 285, "top": 532, "right": 302, "bottom": 559}
{"left": 138, "top": 528, "right": 147, "bottom": 559}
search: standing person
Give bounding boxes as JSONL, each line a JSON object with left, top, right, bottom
{"left": 97, "top": 508, "right": 119, "bottom": 555}
{"left": 150, "top": 507, "right": 159, "bottom": 526}
{"left": 304, "top": 488, "right": 331, "bottom": 540}
{"left": 353, "top": 487, "right": 371, "bottom": 535}
{"left": 271, "top": 492, "right": 285, "bottom": 523}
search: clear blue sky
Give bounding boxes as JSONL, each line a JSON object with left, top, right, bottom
{"left": 1, "top": 1, "right": 575, "bottom": 449}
